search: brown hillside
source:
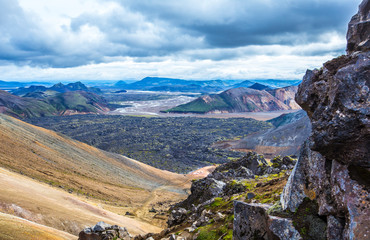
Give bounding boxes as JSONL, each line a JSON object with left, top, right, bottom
{"left": 0, "top": 114, "right": 192, "bottom": 235}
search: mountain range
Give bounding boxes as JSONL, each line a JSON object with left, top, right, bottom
{"left": 114, "top": 77, "right": 301, "bottom": 93}
{"left": 0, "top": 89, "right": 110, "bottom": 118}
{"left": 165, "top": 85, "right": 300, "bottom": 113}
{"left": 12, "top": 82, "right": 102, "bottom": 96}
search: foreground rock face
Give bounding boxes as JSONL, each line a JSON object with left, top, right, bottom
{"left": 233, "top": 201, "right": 278, "bottom": 240}
{"left": 347, "top": 0, "right": 370, "bottom": 54}
{"left": 78, "top": 221, "right": 132, "bottom": 240}
{"left": 171, "top": 152, "right": 294, "bottom": 214}
{"left": 283, "top": 1, "right": 370, "bottom": 239}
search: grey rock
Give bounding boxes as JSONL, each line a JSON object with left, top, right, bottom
{"left": 93, "top": 221, "right": 111, "bottom": 232}
{"left": 233, "top": 201, "right": 277, "bottom": 240}
{"left": 296, "top": 53, "right": 369, "bottom": 167}
{"left": 169, "top": 234, "right": 176, "bottom": 240}
{"left": 327, "top": 215, "right": 344, "bottom": 240}
{"left": 280, "top": 142, "right": 309, "bottom": 212}
{"left": 247, "top": 192, "right": 255, "bottom": 199}
{"left": 269, "top": 216, "right": 301, "bottom": 240}
{"left": 167, "top": 208, "right": 188, "bottom": 227}
{"left": 118, "top": 227, "right": 132, "bottom": 240}
{"left": 330, "top": 160, "right": 370, "bottom": 239}
{"left": 291, "top": 1, "right": 370, "bottom": 239}
{"left": 78, "top": 222, "right": 131, "bottom": 240}
{"left": 211, "top": 152, "right": 270, "bottom": 178}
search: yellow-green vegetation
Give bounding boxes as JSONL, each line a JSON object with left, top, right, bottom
{"left": 207, "top": 197, "right": 232, "bottom": 210}
{"left": 165, "top": 95, "right": 231, "bottom": 113}
{"left": 195, "top": 214, "right": 234, "bottom": 240}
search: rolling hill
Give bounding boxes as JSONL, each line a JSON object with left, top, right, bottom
{"left": 12, "top": 82, "right": 101, "bottom": 96}
{"left": 165, "top": 86, "right": 300, "bottom": 114}
{"left": 119, "top": 77, "right": 230, "bottom": 93}
{"left": 0, "top": 90, "right": 110, "bottom": 118}
{"left": 0, "top": 113, "right": 192, "bottom": 237}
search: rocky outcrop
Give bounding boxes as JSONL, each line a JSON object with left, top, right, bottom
{"left": 268, "top": 216, "right": 301, "bottom": 240}
{"left": 78, "top": 221, "right": 132, "bottom": 240}
{"left": 281, "top": 1, "right": 370, "bottom": 239}
{"left": 233, "top": 201, "right": 277, "bottom": 240}
{"left": 171, "top": 152, "right": 295, "bottom": 213}
{"left": 233, "top": 201, "right": 303, "bottom": 240}
{"left": 346, "top": 0, "right": 370, "bottom": 54}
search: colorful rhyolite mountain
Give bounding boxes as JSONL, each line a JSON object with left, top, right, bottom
{"left": 165, "top": 86, "right": 300, "bottom": 113}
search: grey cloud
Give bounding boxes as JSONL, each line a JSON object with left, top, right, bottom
{"left": 120, "top": 0, "right": 359, "bottom": 47}
{"left": 0, "top": 0, "right": 361, "bottom": 68}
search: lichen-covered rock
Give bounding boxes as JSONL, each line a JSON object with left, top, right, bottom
{"left": 233, "top": 201, "right": 277, "bottom": 240}
{"left": 271, "top": 156, "right": 296, "bottom": 170}
{"left": 280, "top": 143, "right": 308, "bottom": 213}
{"left": 327, "top": 215, "right": 344, "bottom": 240}
{"left": 212, "top": 151, "right": 270, "bottom": 177}
{"left": 330, "top": 160, "right": 370, "bottom": 239}
{"left": 346, "top": 0, "right": 370, "bottom": 54}
{"left": 269, "top": 216, "right": 301, "bottom": 240}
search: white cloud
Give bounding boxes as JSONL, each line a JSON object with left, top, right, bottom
{"left": 0, "top": 53, "right": 336, "bottom": 81}
{"left": 0, "top": 0, "right": 362, "bottom": 80}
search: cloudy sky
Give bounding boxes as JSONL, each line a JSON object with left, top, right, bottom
{"left": 0, "top": 0, "right": 361, "bottom": 81}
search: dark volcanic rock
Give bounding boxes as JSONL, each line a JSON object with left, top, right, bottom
{"left": 213, "top": 152, "right": 270, "bottom": 177}
{"left": 346, "top": 0, "right": 370, "bottom": 54}
{"left": 296, "top": 52, "right": 369, "bottom": 167}
{"left": 286, "top": 1, "right": 370, "bottom": 239}
{"left": 268, "top": 216, "right": 301, "bottom": 240}
{"left": 78, "top": 222, "right": 131, "bottom": 240}
{"left": 168, "top": 152, "right": 296, "bottom": 229}
{"left": 233, "top": 201, "right": 277, "bottom": 240}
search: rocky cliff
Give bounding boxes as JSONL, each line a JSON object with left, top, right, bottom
{"left": 281, "top": 0, "right": 370, "bottom": 239}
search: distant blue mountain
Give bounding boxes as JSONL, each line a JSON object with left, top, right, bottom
{"left": 118, "top": 77, "right": 236, "bottom": 92}
{"left": 12, "top": 82, "right": 102, "bottom": 96}
{"left": 113, "top": 77, "right": 301, "bottom": 93}
{"left": 0, "top": 80, "right": 52, "bottom": 90}
{"left": 252, "top": 79, "right": 301, "bottom": 88}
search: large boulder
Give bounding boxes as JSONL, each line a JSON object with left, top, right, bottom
{"left": 269, "top": 216, "right": 301, "bottom": 240}
{"left": 233, "top": 201, "right": 277, "bottom": 240}
{"left": 285, "top": 1, "right": 370, "bottom": 239}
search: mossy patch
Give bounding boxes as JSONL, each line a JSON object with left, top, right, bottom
{"left": 292, "top": 198, "right": 327, "bottom": 240}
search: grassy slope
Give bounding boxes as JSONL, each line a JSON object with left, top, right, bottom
{"left": 0, "top": 90, "right": 108, "bottom": 118}
{"left": 0, "top": 114, "right": 191, "bottom": 235}
{"left": 165, "top": 95, "right": 230, "bottom": 113}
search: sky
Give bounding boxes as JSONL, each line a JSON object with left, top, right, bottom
{"left": 0, "top": 0, "right": 361, "bottom": 81}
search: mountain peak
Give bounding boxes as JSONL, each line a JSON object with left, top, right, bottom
{"left": 248, "top": 83, "right": 271, "bottom": 91}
